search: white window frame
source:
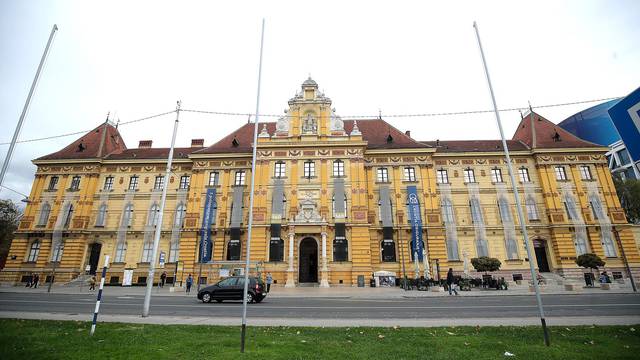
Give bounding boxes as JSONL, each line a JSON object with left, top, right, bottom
{"left": 518, "top": 167, "right": 531, "bottom": 183}
{"left": 141, "top": 241, "right": 153, "bottom": 262}
{"left": 234, "top": 170, "right": 246, "bottom": 186}
{"left": 148, "top": 203, "right": 160, "bottom": 227}
{"left": 169, "top": 241, "right": 179, "bottom": 262}
{"left": 123, "top": 203, "right": 134, "bottom": 227}
{"left": 174, "top": 203, "right": 186, "bottom": 228}
{"left": 70, "top": 176, "right": 81, "bottom": 190}
{"left": 48, "top": 176, "right": 59, "bottom": 190}
{"left": 104, "top": 176, "right": 114, "bottom": 190}
{"left": 274, "top": 161, "right": 286, "bottom": 178}
{"left": 463, "top": 168, "right": 476, "bottom": 183}
{"left": 555, "top": 166, "right": 567, "bottom": 181}
{"left": 27, "top": 240, "right": 41, "bottom": 262}
{"left": 490, "top": 168, "right": 503, "bottom": 183}
{"left": 404, "top": 167, "right": 416, "bottom": 182}
{"left": 525, "top": 196, "right": 539, "bottom": 221}
{"left": 96, "top": 203, "right": 108, "bottom": 227}
{"left": 179, "top": 175, "right": 190, "bottom": 190}
{"left": 333, "top": 160, "right": 345, "bottom": 177}
{"left": 208, "top": 171, "right": 219, "bottom": 186}
{"left": 377, "top": 168, "right": 389, "bottom": 182}
{"left": 304, "top": 161, "right": 315, "bottom": 179}
{"left": 52, "top": 241, "right": 64, "bottom": 262}
{"left": 128, "top": 176, "right": 139, "bottom": 190}
{"left": 580, "top": 165, "right": 593, "bottom": 180}
{"left": 154, "top": 175, "right": 165, "bottom": 190}
{"left": 442, "top": 198, "right": 455, "bottom": 223}
{"left": 436, "top": 169, "right": 449, "bottom": 184}
{"left": 115, "top": 242, "right": 127, "bottom": 263}
{"left": 38, "top": 203, "right": 51, "bottom": 226}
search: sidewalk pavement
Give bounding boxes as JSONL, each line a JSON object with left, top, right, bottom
{"left": 1, "top": 311, "right": 638, "bottom": 327}
{"left": 1, "top": 282, "right": 637, "bottom": 298}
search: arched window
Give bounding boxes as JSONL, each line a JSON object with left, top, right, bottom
{"left": 96, "top": 203, "right": 108, "bottom": 227}
{"left": 498, "top": 197, "right": 512, "bottom": 223}
{"left": 148, "top": 203, "right": 160, "bottom": 227}
{"left": 38, "top": 203, "right": 51, "bottom": 226}
{"left": 441, "top": 198, "right": 455, "bottom": 223}
{"left": 525, "top": 196, "right": 539, "bottom": 221}
{"left": 169, "top": 241, "right": 179, "bottom": 262}
{"left": 469, "top": 198, "right": 483, "bottom": 224}
{"left": 174, "top": 203, "right": 186, "bottom": 228}
{"left": 122, "top": 203, "right": 134, "bottom": 227}
{"left": 589, "top": 194, "right": 605, "bottom": 220}
{"left": 141, "top": 241, "right": 153, "bottom": 262}
{"left": 62, "top": 203, "right": 74, "bottom": 228}
{"left": 27, "top": 240, "right": 41, "bottom": 262}
{"left": 52, "top": 241, "right": 64, "bottom": 262}
{"left": 332, "top": 194, "right": 348, "bottom": 218}
{"left": 115, "top": 242, "right": 127, "bottom": 263}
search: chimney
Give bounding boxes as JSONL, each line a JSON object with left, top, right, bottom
{"left": 191, "top": 139, "right": 204, "bottom": 148}
{"left": 138, "top": 140, "right": 153, "bottom": 148}
{"left": 405, "top": 130, "right": 411, "bottom": 138}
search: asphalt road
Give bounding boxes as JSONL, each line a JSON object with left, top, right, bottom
{"left": 1, "top": 292, "right": 639, "bottom": 320}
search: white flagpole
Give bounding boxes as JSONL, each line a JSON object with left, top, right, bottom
{"left": 473, "top": 21, "right": 550, "bottom": 346}
{"left": 0, "top": 24, "right": 58, "bottom": 190}
{"left": 240, "top": 18, "right": 265, "bottom": 353}
{"left": 142, "top": 101, "right": 181, "bottom": 317}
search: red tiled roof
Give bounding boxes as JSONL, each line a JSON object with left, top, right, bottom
{"left": 36, "top": 122, "right": 127, "bottom": 161}
{"left": 512, "top": 111, "right": 603, "bottom": 149}
{"left": 105, "top": 147, "right": 197, "bottom": 160}
{"left": 194, "top": 119, "right": 429, "bottom": 154}
{"left": 421, "top": 140, "right": 530, "bottom": 153}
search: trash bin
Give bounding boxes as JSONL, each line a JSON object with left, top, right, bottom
{"left": 357, "top": 275, "right": 365, "bottom": 287}
{"left": 370, "top": 278, "right": 376, "bottom": 287}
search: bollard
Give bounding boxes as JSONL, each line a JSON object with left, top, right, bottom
{"left": 90, "top": 255, "right": 109, "bottom": 336}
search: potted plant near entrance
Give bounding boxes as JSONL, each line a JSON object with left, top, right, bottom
{"left": 471, "top": 256, "right": 501, "bottom": 289}
{"left": 575, "top": 253, "right": 605, "bottom": 288}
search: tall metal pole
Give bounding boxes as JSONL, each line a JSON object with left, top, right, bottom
{"left": 612, "top": 227, "right": 637, "bottom": 292}
{"left": 240, "top": 18, "right": 264, "bottom": 353}
{"left": 240, "top": 18, "right": 265, "bottom": 353}
{"left": 142, "top": 101, "right": 181, "bottom": 317}
{"left": 0, "top": 24, "right": 58, "bottom": 189}
{"left": 473, "top": 21, "right": 550, "bottom": 346}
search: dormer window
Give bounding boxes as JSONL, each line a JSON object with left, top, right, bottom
{"left": 232, "top": 138, "right": 239, "bottom": 147}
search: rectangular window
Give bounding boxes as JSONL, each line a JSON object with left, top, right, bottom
{"left": 518, "top": 167, "right": 530, "bottom": 182}
{"left": 28, "top": 241, "right": 41, "bottom": 262}
{"left": 234, "top": 171, "right": 245, "bottom": 186}
{"left": 208, "top": 171, "right": 219, "bottom": 186}
{"left": 333, "top": 160, "right": 345, "bottom": 177}
{"left": 564, "top": 202, "right": 573, "bottom": 220}
{"left": 103, "top": 176, "right": 114, "bottom": 190}
{"left": 304, "top": 161, "right": 315, "bottom": 178}
{"left": 490, "top": 168, "right": 503, "bottom": 183}
{"left": 274, "top": 162, "right": 286, "bottom": 178}
{"left": 48, "top": 176, "right": 59, "bottom": 190}
{"left": 179, "top": 176, "right": 190, "bottom": 190}
{"left": 128, "top": 176, "right": 139, "bottom": 190}
{"left": 404, "top": 167, "right": 416, "bottom": 182}
{"left": 617, "top": 149, "right": 631, "bottom": 165}
{"left": 525, "top": 197, "right": 539, "bottom": 221}
{"left": 70, "top": 176, "right": 81, "bottom": 191}
{"left": 580, "top": 165, "right": 592, "bottom": 180}
{"left": 555, "top": 166, "right": 567, "bottom": 181}
{"left": 436, "top": 169, "right": 448, "bottom": 184}
{"left": 142, "top": 242, "right": 153, "bottom": 262}
{"left": 115, "top": 242, "right": 127, "bottom": 263}
{"left": 377, "top": 168, "right": 389, "bottom": 182}
{"left": 463, "top": 168, "right": 476, "bottom": 183}
{"left": 154, "top": 176, "right": 165, "bottom": 190}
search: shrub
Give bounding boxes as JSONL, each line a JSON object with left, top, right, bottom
{"left": 576, "top": 253, "right": 605, "bottom": 270}
{"left": 471, "top": 256, "right": 501, "bottom": 273}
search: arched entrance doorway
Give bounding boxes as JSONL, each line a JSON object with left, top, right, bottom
{"left": 533, "top": 239, "right": 550, "bottom": 272}
{"left": 87, "top": 243, "right": 102, "bottom": 275}
{"left": 299, "top": 237, "right": 318, "bottom": 283}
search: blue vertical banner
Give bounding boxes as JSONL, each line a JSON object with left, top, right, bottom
{"left": 406, "top": 185, "right": 424, "bottom": 261}
{"left": 199, "top": 188, "right": 216, "bottom": 263}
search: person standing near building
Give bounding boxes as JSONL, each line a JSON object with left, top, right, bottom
{"left": 446, "top": 268, "right": 458, "bottom": 296}
{"left": 186, "top": 274, "right": 193, "bottom": 294}
{"left": 25, "top": 273, "right": 32, "bottom": 288}
{"left": 89, "top": 275, "right": 97, "bottom": 291}
{"left": 32, "top": 273, "right": 40, "bottom": 288}
{"left": 266, "top": 272, "right": 273, "bottom": 293}
{"left": 160, "top": 271, "right": 167, "bottom": 288}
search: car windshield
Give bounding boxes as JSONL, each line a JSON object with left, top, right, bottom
{"left": 217, "top": 278, "right": 237, "bottom": 287}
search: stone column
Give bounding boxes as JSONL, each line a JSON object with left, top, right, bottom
{"left": 285, "top": 230, "right": 296, "bottom": 287}
{"left": 320, "top": 231, "right": 329, "bottom": 287}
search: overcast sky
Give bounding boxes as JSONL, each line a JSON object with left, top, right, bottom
{"left": 1, "top": 0, "right": 639, "bottom": 204}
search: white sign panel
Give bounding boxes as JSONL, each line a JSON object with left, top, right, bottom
{"left": 122, "top": 269, "right": 133, "bottom": 286}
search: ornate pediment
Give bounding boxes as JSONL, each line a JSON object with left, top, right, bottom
{"left": 293, "top": 191, "right": 325, "bottom": 224}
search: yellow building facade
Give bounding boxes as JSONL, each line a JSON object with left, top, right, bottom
{"left": 2, "top": 78, "right": 639, "bottom": 287}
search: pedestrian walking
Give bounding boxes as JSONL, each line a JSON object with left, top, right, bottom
{"left": 160, "top": 271, "right": 167, "bottom": 288}
{"left": 89, "top": 275, "right": 97, "bottom": 291}
{"left": 446, "top": 268, "right": 458, "bottom": 296}
{"left": 266, "top": 272, "right": 273, "bottom": 293}
{"left": 25, "top": 273, "right": 32, "bottom": 288}
{"left": 32, "top": 273, "right": 40, "bottom": 288}
{"left": 186, "top": 274, "right": 193, "bottom": 294}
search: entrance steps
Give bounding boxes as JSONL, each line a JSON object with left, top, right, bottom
{"left": 539, "top": 272, "right": 566, "bottom": 285}
{"left": 297, "top": 283, "right": 319, "bottom": 288}
{"left": 62, "top": 274, "right": 92, "bottom": 287}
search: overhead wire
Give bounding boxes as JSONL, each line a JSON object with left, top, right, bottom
{"left": 0, "top": 96, "right": 620, "bottom": 146}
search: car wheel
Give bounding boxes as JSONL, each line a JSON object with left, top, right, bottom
{"left": 216, "top": 299, "right": 223, "bottom": 303}
{"left": 246, "top": 292, "right": 254, "bottom": 303}
{"left": 201, "top": 292, "right": 211, "bottom": 303}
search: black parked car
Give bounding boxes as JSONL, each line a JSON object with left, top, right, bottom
{"left": 197, "top": 276, "right": 266, "bottom": 303}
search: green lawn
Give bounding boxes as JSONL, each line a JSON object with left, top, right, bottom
{"left": 0, "top": 319, "right": 638, "bottom": 359}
